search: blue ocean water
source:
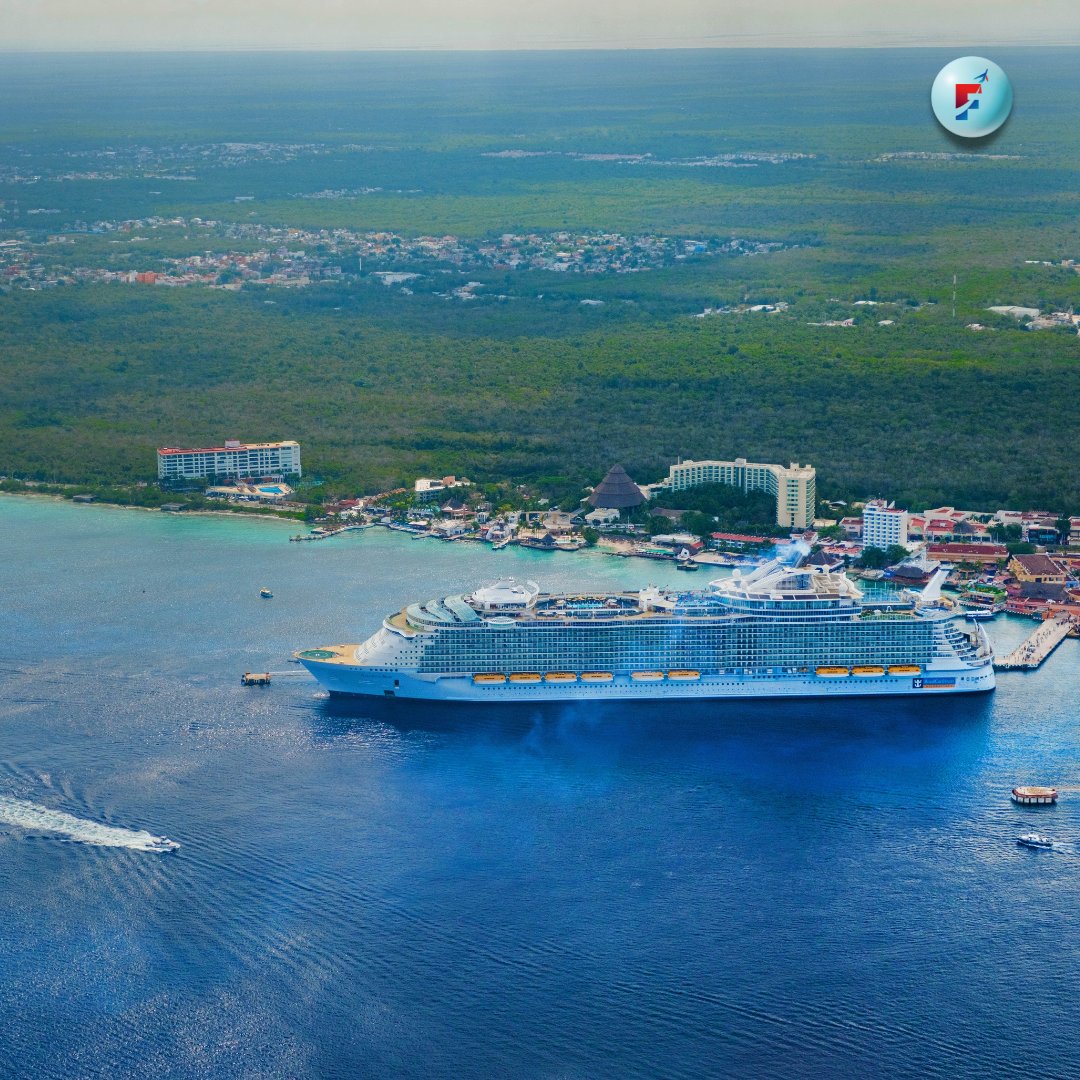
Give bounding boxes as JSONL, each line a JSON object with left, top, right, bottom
{"left": 0, "top": 495, "right": 1078, "bottom": 1079}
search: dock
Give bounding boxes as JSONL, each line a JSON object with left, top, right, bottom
{"left": 995, "top": 615, "right": 1075, "bottom": 670}
{"left": 289, "top": 523, "right": 372, "bottom": 542}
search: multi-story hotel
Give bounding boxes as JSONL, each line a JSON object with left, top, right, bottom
{"left": 663, "top": 457, "right": 816, "bottom": 530}
{"left": 157, "top": 440, "right": 301, "bottom": 481}
{"left": 861, "top": 499, "right": 909, "bottom": 550}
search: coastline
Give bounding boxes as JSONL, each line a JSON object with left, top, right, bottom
{"left": 0, "top": 489, "right": 303, "bottom": 524}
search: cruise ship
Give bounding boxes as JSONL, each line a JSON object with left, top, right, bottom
{"left": 296, "top": 562, "right": 995, "bottom": 702}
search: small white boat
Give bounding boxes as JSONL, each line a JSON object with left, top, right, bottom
{"left": 149, "top": 837, "right": 181, "bottom": 853}
{"left": 964, "top": 609, "right": 996, "bottom": 621}
{"left": 1017, "top": 833, "right": 1054, "bottom": 850}
{"left": 259, "top": 588, "right": 273, "bottom": 599}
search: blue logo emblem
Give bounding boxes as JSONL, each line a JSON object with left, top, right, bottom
{"left": 931, "top": 57, "right": 1013, "bottom": 138}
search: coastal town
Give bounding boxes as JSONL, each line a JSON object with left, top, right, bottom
{"left": 74, "top": 438, "right": 1069, "bottom": 637}
{"left": 7, "top": 436, "right": 1079, "bottom": 655}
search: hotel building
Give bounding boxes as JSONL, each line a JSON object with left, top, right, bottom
{"left": 664, "top": 457, "right": 816, "bottom": 530}
{"left": 861, "top": 500, "right": 909, "bottom": 551}
{"left": 157, "top": 440, "right": 301, "bottom": 481}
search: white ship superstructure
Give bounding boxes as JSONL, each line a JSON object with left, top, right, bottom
{"left": 296, "top": 563, "right": 995, "bottom": 702}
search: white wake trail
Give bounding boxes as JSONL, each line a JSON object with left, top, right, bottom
{"left": 0, "top": 797, "right": 179, "bottom": 852}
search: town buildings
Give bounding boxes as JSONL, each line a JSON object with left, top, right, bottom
{"left": 157, "top": 439, "right": 301, "bottom": 481}
{"left": 861, "top": 500, "right": 909, "bottom": 550}
{"left": 415, "top": 476, "right": 471, "bottom": 496}
{"left": 1008, "top": 554, "right": 1068, "bottom": 585}
{"left": 926, "top": 542, "right": 1008, "bottom": 566}
{"left": 663, "top": 457, "right": 816, "bottom": 530}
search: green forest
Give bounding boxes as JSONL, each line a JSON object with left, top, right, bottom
{"left": 2, "top": 50, "right": 1079, "bottom": 513}
{"left": 2, "top": 282, "right": 1077, "bottom": 511}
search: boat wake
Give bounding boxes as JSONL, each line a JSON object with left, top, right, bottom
{"left": 0, "top": 797, "right": 179, "bottom": 852}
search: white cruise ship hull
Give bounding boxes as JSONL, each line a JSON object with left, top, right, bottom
{"left": 299, "top": 659, "right": 996, "bottom": 702}
{"left": 297, "top": 566, "right": 996, "bottom": 704}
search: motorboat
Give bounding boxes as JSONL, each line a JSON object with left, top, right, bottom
{"left": 1017, "top": 833, "right": 1054, "bottom": 850}
{"left": 260, "top": 588, "right": 273, "bottom": 599}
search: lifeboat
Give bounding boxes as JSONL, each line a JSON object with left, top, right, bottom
{"left": 544, "top": 672, "right": 577, "bottom": 683}
{"left": 630, "top": 671, "right": 664, "bottom": 681}
{"left": 887, "top": 665, "right": 921, "bottom": 676}
{"left": 816, "top": 666, "right": 850, "bottom": 678}
{"left": 667, "top": 670, "right": 701, "bottom": 681}
{"left": 473, "top": 673, "right": 507, "bottom": 684}
{"left": 580, "top": 672, "right": 613, "bottom": 683}
{"left": 509, "top": 672, "right": 542, "bottom": 683}
{"left": 852, "top": 666, "right": 886, "bottom": 677}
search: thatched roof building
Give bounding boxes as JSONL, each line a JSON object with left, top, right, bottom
{"left": 588, "top": 464, "right": 645, "bottom": 510}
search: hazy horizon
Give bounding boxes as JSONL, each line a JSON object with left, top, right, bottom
{"left": 3, "top": 1, "right": 1080, "bottom": 52}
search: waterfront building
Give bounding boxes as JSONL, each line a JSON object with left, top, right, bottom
{"left": 157, "top": 440, "right": 300, "bottom": 481}
{"left": 584, "top": 507, "right": 620, "bottom": 527}
{"left": 205, "top": 481, "right": 293, "bottom": 503}
{"left": 926, "top": 542, "right": 1008, "bottom": 565}
{"left": 1009, "top": 554, "right": 1067, "bottom": 585}
{"left": 588, "top": 465, "right": 645, "bottom": 511}
{"left": 887, "top": 549, "right": 941, "bottom": 587}
{"left": 862, "top": 500, "right": 908, "bottom": 550}
{"left": 664, "top": 457, "right": 815, "bottom": 530}
{"left": 709, "top": 531, "right": 770, "bottom": 548}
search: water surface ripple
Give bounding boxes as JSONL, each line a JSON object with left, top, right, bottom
{"left": 0, "top": 497, "right": 1077, "bottom": 1079}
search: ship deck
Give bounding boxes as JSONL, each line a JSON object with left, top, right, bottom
{"left": 295, "top": 645, "right": 361, "bottom": 665}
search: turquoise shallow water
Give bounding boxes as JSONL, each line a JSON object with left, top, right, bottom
{"left": 0, "top": 495, "right": 1078, "bottom": 1079}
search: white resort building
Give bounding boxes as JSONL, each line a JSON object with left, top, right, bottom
{"left": 157, "top": 440, "right": 302, "bottom": 481}
{"left": 861, "top": 500, "right": 909, "bottom": 550}
{"left": 663, "top": 457, "right": 816, "bottom": 530}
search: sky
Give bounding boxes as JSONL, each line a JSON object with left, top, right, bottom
{"left": 3, "top": 0, "right": 1080, "bottom": 51}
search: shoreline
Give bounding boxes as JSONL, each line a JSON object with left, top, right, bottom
{"left": 0, "top": 489, "right": 302, "bottom": 524}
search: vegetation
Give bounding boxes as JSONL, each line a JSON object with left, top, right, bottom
{"left": 650, "top": 485, "right": 785, "bottom": 535}
{"left": 0, "top": 478, "right": 305, "bottom": 519}
{"left": 856, "top": 545, "right": 910, "bottom": 569}
{"left": 3, "top": 51, "right": 1080, "bottom": 513}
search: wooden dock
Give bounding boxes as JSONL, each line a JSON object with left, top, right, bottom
{"left": 995, "top": 615, "right": 1075, "bottom": 670}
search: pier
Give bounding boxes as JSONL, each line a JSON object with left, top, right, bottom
{"left": 995, "top": 615, "right": 1075, "bottom": 670}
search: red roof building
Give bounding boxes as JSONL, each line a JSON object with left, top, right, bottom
{"left": 927, "top": 542, "right": 1008, "bottom": 564}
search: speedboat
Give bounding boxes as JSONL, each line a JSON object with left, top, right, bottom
{"left": 1017, "top": 833, "right": 1054, "bottom": 850}
{"left": 149, "top": 837, "right": 181, "bottom": 853}
{"left": 260, "top": 588, "right": 273, "bottom": 599}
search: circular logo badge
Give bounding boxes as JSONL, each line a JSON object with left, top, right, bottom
{"left": 931, "top": 56, "right": 1013, "bottom": 138}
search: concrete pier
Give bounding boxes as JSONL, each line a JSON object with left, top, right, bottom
{"left": 995, "top": 615, "right": 1075, "bottom": 670}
